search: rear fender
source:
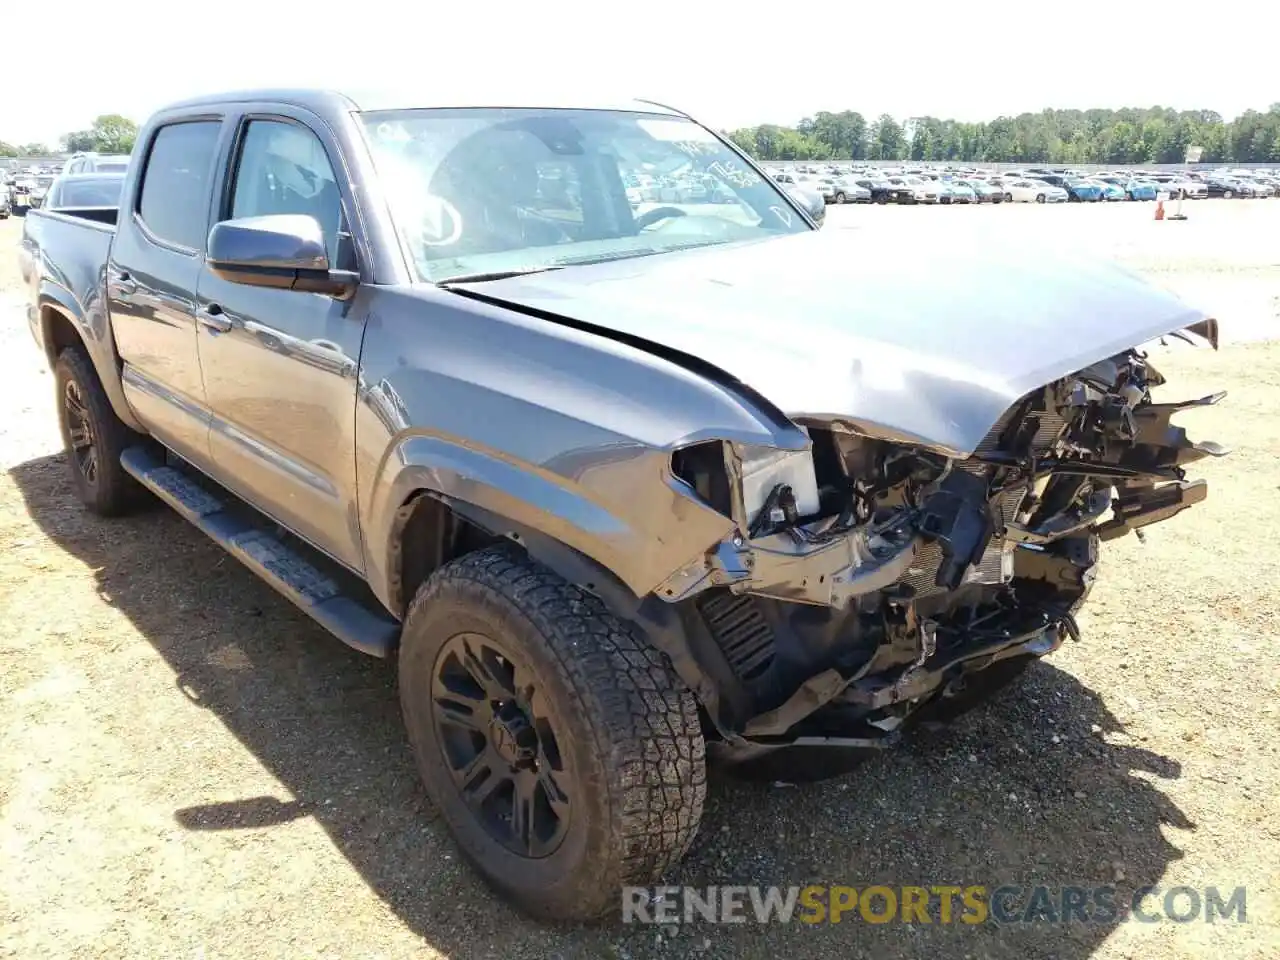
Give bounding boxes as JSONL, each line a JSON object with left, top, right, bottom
{"left": 38, "top": 284, "right": 145, "bottom": 433}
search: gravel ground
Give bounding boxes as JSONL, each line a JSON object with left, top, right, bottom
{"left": 1, "top": 202, "right": 1278, "bottom": 960}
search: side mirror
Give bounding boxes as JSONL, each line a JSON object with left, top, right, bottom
{"left": 787, "top": 187, "right": 825, "bottom": 227}
{"left": 207, "top": 214, "right": 357, "bottom": 298}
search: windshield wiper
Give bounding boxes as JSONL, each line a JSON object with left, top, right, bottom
{"left": 436, "top": 266, "right": 563, "bottom": 286}
{"left": 553, "top": 240, "right": 728, "bottom": 268}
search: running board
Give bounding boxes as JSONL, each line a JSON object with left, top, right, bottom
{"left": 120, "top": 446, "right": 400, "bottom": 658}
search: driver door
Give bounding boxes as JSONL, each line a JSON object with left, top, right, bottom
{"left": 194, "top": 112, "right": 368, "bottom": 572}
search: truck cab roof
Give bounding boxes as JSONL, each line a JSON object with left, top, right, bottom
{"left": 156, "top": 88, "right": 690, "bottom": 119}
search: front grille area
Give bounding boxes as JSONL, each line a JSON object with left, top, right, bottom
{"left": 972, "top": 396, "right": 1069, "bottom": 459}
{"left": 695, "top": 590, "right": 776, "bottom": 682}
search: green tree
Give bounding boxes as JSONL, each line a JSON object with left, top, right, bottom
{"left": 60, "top": 114, "right": 139, "bottom": 155}
{"left": 90, "top": 114, "right": 138, "bottom": 154}
{"left": 867, "top": 115, "right": 906, "bottom": 161}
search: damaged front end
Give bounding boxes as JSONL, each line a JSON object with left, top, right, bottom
{"left": 661, "top": 337, "right": 1227, "bottom": 764}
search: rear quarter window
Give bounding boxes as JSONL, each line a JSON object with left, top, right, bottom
{"left": 137, "top": 120, "right": 222, "bottom": 251}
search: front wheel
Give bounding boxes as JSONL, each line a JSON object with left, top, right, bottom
{"left": 1036, "top": 194, "right": 1046, "bottom": 203}
{"left": 834, "top": 192, "right": 846, "bottom": 204}
{"left": 54, "top": 346, "right": 147, "bottom": 516}
{"left": 399, "top": 545, "right": 707, "bottom": 921}
{"left": 1223, "top": 190, "right": 1234, "bottom": 199}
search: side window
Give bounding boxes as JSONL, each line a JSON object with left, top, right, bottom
{"left": 230, "top": 120, "right": 343, "bottom": 265}
{"left": 138, "top": 121, "right": 222, "bottom": 251}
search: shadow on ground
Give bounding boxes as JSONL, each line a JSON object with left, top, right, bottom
{"left": 11, "top": 451, "right": 1195, "bottom": 960}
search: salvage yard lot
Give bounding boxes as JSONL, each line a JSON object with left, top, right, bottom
{"left": 1, "top": 202, "right": 1278, "bottom": 960}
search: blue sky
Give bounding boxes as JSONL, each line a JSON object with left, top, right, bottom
{"left": 2, "top": 0, "right": 1275, "bottom": 146}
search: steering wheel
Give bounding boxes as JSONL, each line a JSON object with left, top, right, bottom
{"left": 634, "top": 205, "right": 688, "bottom": 231}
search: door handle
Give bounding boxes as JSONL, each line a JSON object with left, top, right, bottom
{"left": 197, "top": 303, "right": 233, "bottom": 334}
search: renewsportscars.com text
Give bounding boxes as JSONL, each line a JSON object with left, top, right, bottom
{"left": 622, "top": 884, "right": 1248, "bottom": 926}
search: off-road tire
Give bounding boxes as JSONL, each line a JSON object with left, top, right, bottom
{"left": 398, "top": 545, "right": 707, "bottom": 921}
{"left": 53, "top": 346, "right": 147, "bottom": 517}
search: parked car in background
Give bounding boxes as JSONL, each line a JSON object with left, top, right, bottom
{"left": 1243, "top": 177, "right": 1276, "bottom": 198}
{"left": 889, "top": 175, "right": 939, "bottom": 203}
{"left": 828, "top": 177, "right": 871, "bottom": 204}
{"left": 854, "top": 176, "right": 914, "bottom": 204}
{"left": 1036, "top": 174, "right": 1103, "bottom": 202}
{"left": 942, "top": 180, "right": 976, "bottom": 204}
{"left": 8, "top": 173, "right": 36, "bottom": 214}
{"left": 1006, "top": 178, "right": 1069, "bottom": 203}
{"left": 793, "top": 174, "right": 834, "bottom": 203}
{"left": 1104, "top": 176, "right": 1159, "bottom": 201}
{"left": 1089, "top": 179, "right": 1126, "bottom": 201}
{"left": 26, "top": 173, "right": 57, "bottom": 210}
{"left": 61, "top": 153, "right": 132, "bottom": 176}
{"left": 1146, "top": 174, "right": 1208, "bottom": 199}
{"left": 985, "top": 177, "right": 1016, "bottom": 202}
{"left": 42, "top": 172, "right": 126, "bottom": 213}
{"left": 1206, "top": 177, "right": 1255, "bottom": 199}
{"left": 958, "top": 179, "right": 1003, "bottom": 203}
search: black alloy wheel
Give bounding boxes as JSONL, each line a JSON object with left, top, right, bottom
{"left": 430, "top": 630, "right": 571, "bottom": 859}
{"left": 63, "top": 377, "right": 99, "bottom": 490}
{"left": 53, "top": 346, "right": 146, "bottom": 516}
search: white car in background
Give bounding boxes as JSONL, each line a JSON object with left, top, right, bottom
{"left": 825, "top": 177, "right": 871, "bottom": 203}
{"left": 1006, "top": 178, "right": 1069, "bottom": 203}
{"left": 888, "top": 175, "right": 940, "bottom": 203}
{"left": 793, "top": 174, "right": 835, "bottom": 203}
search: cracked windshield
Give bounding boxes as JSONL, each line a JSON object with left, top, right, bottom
{"left": 358, "top": 108, "right": 810, "bottom": 282}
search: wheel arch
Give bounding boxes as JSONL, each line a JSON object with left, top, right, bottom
{"left": 38, "top": 293, "right": 146, "bottom": 433}
{"left": 387, "top": 489, "right": 644, "bottom": 622}
{"left": 385, "top": 489, "right": 744, "bottom": 734}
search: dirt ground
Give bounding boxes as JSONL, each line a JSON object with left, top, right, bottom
{"left": 1, "top": 203, "right": 1278, "bottom": 960}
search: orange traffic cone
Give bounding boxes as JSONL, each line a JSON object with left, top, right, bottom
{"left": 1155, "top": 198, "right": 1165, "bottom": 221}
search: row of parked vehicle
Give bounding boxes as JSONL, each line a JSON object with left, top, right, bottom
{"left": 0, "top": 152, "right": 131, "bottom": 217}
{"left": 764, "top": 163, "right": 1280, "bottom": 206}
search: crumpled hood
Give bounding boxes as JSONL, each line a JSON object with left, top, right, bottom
{"left": 468, "top": 230, "right": 1209, "bottom": 456}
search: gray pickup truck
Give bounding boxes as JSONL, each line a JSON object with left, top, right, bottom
{"left": 20, "top": 88, "right": 1226, "bottom": 921}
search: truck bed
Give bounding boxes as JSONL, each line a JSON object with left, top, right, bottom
{"left": 20, "top": 207, "right": 117, "bottom": 314}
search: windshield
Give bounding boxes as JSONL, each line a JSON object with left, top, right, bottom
{"left": 358, "top": 107, "right": 809, "bottom": 283}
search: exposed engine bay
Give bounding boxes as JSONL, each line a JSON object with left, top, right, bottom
{"left": 664, "top": 341, "right": 1227, "bottom": 761}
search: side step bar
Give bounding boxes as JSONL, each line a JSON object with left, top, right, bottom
{"left": 120, "top": 446, "right": 400, "bottom": 658}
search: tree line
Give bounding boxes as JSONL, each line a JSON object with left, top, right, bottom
{"left": 726, "top": 105, "right": 1280, "bottom": 164}
{"left": 6, "top": 106, "right": 1280, "bottom": 165}
{"left": 1, "top": 114, "right": 139, "bottom": 158}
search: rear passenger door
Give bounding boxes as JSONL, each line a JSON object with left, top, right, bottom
{"left": 109, "top": 118, "right": 224, "bottom": 469}
{"left": 194, "top": 111, "right": 368, "bottom": 572}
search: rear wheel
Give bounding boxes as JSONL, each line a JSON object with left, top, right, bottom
{"left": 1223, "top": 189, "right": 1234, "bottom": 199}
{"left": 1036, "top": 194, "right": 1046, "bottom": 203}
{"left": 399, "top": 545, "right": 707, "bottom": 921}
{"left": 53, "top": 346, "right": 147, "bottom": 517}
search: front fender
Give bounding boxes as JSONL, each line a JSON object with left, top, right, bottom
{"left": 361, "top": 432, "right": 736, "bottom": 614}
